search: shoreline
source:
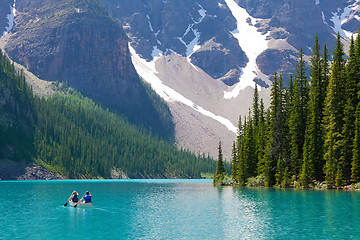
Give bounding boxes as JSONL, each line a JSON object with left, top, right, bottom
{"left": 0, "top": 159, "right": 63, "bottom": 180}
{"left": 217, "top": 182, "right": 360, "bottom": 191}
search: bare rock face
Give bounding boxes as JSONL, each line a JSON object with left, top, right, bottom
{"left": 257, "top": 49, "right": 298, "bottom": 76}
{"left": 6, "top": 0, "right": 138, "bottom": 108}
{"left": 102, "top": 0, "right": 247, "bottom": 86}
{"left": 0, "top": 0, "right": 13, "bottom": 36}
{"left": 110, "top": 167, "right": 129, "bottom": 179}
{"left": 190, "top": 37, "right": 247, "bottom": 85}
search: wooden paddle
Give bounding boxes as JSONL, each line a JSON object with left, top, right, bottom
{"left": 74, "top": 195, "right": 85, "bottom": 208}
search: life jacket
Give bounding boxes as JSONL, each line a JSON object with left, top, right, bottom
{"left": 84, "top": 195, "right": 91, "bottom": 203}
{"left": 72, "top": 195, "right": 79, "bottom": 202}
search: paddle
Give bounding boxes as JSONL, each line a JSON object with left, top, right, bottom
{"left": 64, "top": 195, "right": 72, "bottom": 206}
{"left": 74, "top": 195, "right": 85, "bottom": 208}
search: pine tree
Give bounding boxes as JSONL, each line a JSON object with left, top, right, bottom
{"left": 352, "top": 104, "right": 360, "bottom": 183}
{"left": 213, "top": 141, "right": 226, "bottom": 186}
{"left": 351, "top": 31, "right": 360, "bottom": 183}
{"left": 289, "top": 48, "right": 309, "bottom": 178}
{"left": 275, "top": 154, "right": 284, "bottom": 187}
{"left": 341, "top": 36, "right": 358, "bottom": 183}
{"left": 301, "top": 36, "right": 324, "bottom": 187}
{"left": 235, "top": 116, "right": 244, "bottom": 184}
{"left": 260, "top": 72, "right": 286, "bottom": 186}
{"left": 243, "top": 113, "right": 257, "bottom": 178}
{"left": 323, "top": 33, "right": 346, "bottom": 188}
{"left": 270, "top": 73, "right": 286, "bottom": 161}
{"left": 231, "top": 141, "right": 238, "bottom": 184}
{"left": 238, "top": 117, "right": 248, "bottom": 185}
{"left": 321, "top": 44, "right": 330, "bottom": 105}
{"left": 256, "top": 99, "right": 267, "bottom": 174}
{"left": 253, "top": 84, "right": 260, "bottom": 128}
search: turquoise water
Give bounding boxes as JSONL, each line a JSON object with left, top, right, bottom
{"left": 1, "top": 179, "right": 360, "bottom": 239}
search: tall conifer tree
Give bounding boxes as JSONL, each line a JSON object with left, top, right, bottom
{"left": 301, "top": 36, "right": 324, "bottom": 186}
{"left": 321, "top": 44, "right": 330, "bottom": 104}
{"left": 289, "top": 48, "right": 309, "bottom": 178}
{"left": 234, "top": 116, "right": 243, "bottom": 184}
{"left": 323, "top": 33, "right": 346, "bottom": 188}
{"left": 256, "top": 99, "right": 267, "bottom": 173}
{"left": 231, "top": 141, "right": 238, "bottom": 184}
{"left": 244, "top": 112, "right": 257, "bottom": 178}
{"left": 341, "top": 36, "right": 358, "bottom": 183}
{"left": 260, "top": 72, "right": 286, "bottom": 186}
{"left": 238, "top": 117, "right": 248, "bottom": 185}
{"left": 253, "top": 84, "right": 260, "bottom": 128}
{"left": 213, "top": 141, "right": 226, "bottom": 185}
{"left": 351, "top": 30, "right": 360, "bottom": 182}
{"left": 352, "top": 104, "right": 360, "bottom": 183}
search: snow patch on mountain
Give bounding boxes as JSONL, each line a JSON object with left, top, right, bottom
{"left": 223, "top": 0, "right": 269, "bottom": 99}
{"left": 147, "top": 14, "right": 161, "bottom": 47}
{"left": 2, "top": 1, "right": 16, "bottom": 37}
{"left": 177, "top": 3, "right": 207, "bottom": 70}
{"left": 330, "top": 5, "right": 355, "bottom": 39}
{"left": 321, "top": 11, "right": 327, "bottom": 25}
{"left": 129, "top": 44, "right": 237, "bottom": 133}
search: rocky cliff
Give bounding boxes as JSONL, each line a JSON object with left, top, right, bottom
{"left": 103, "top": 0, "right": 248, "bottom": 86}
{"left": 99, "top": 0, "right": 360, "bottom": 158}
{"left": 0, "top": 0, "right": 13, "bottom": 36}
{"left": 4, "top": 0, "right": 174, "bottom": 139}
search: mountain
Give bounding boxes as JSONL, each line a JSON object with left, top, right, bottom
{"left": 99, "top": 0, "right": 360, "bottom": 157}
{"left": 1, "top": 0, "right": 174, "bottom": 140}
{"left": 1, "top": 0, "right": 360, "bottom": 159}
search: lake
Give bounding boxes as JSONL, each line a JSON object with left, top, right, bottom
{"left": 1, "top": 179, "right": 360, "bottom": 239}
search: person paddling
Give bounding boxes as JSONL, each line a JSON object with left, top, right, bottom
{"left": 80, "top": 191, "right": 91, "bottom": 203}
{"left": 74, "top": 191, "right": 92, "bottom": 208}
{"left": 64, "top": 190, "right": 79, "bottom": 206}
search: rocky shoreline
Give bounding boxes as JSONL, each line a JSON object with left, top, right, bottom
{"left": 0, "top": 159, "right": 64, "bottom": 180}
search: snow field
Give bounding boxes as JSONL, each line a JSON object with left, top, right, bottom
{"left": 129, "top": 45, "right": 238, "bottom": 133}
{"left": 223, "top": 0, "right": 269, "bottom": 99}
{"left": 2, "top": 1, "right": 16, "bottom": 37}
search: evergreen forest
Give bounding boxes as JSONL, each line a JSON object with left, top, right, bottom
{"left": 215, "top": 32, "right": 360, "bottom": 189}
{"left": 0, "top": 50, "right": 216, "bottom": 179}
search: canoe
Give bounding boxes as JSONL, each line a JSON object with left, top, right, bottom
{"left": 69, "top": 201, "right": 93, "bottom": 208}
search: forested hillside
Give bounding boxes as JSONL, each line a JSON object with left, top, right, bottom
{"left": 0, "top": 50, "right": 216, "bottom": 179}
{"left": 215, "top": 32, "right": 360, "bottom": 189}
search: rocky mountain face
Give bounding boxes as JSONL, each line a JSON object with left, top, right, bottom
{"left": 0, "top": 0, "right": 13, "bottom": 37}
{"left": 2, "top": 0, "right": 174, "bottom": 140}
{"left": 102, "top": 0, "right": 248, "bottom": 86}
{"left": 100, "top": 0, "right": 360, "bottom": 158}
{"left": 104, "top": 0, "right": 360, "bottom": 83}
{"left": 1, "top": 0, "right": 360, "bottom": 159}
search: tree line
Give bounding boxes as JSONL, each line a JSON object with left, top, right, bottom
{"left": 0, "top": 49, "right": 216, "bottom": 179}
{"left": 215, "top": 32, "right": 360, "bottom": 188}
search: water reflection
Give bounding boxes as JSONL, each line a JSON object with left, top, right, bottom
{"left": 217, "top": 187, "right": 268, "bottom": 239}
{"left": 68, "top": 207, "right": 93, "bottom": 225}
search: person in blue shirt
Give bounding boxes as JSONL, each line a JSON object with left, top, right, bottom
{"left": 80, "top": 191, "right": 91, "bottom": 203}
